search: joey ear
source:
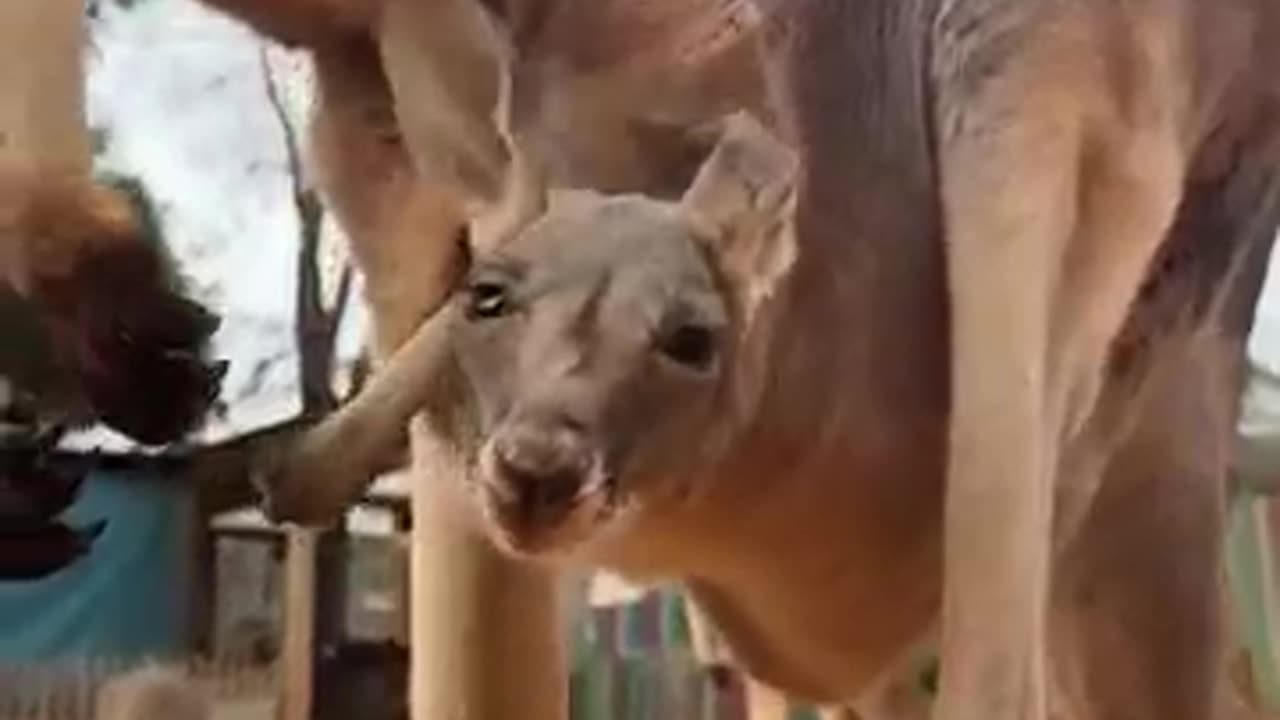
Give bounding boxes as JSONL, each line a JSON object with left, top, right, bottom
{"left": 467, "top": 26, "right": 550, "bottom": 253}
{"left": 680, "top": 111, "right": 797, "bottom": 316}
{"left": 679, "top": 113, "right": 796, "bottom": 447}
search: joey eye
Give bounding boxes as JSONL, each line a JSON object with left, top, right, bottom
{"left": 657, "top": 323, "right": 719, "bottom": 372}
{"left": 467, "top": 279, "right": 511, "bottom": 319}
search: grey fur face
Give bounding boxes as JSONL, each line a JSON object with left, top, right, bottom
{"left": 451, "top": 194, "right": 730, "bottom": 556}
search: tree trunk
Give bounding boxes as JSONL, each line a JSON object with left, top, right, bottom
{"left": 293, "top": 187, "right": 343, "bottom": 416}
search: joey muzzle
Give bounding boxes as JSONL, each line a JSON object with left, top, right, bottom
{"left": 479, "top": 414, "right": 613, "bottom": 544}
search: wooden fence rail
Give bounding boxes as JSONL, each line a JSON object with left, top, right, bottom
{"left": 0, "top": 657, "right": 276, "bottom": 720}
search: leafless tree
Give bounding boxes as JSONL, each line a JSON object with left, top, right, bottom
{"left": 258, "top": 44, "right": 359, "bottom": 663}
{"left": 259, "top": 47, "right": 353, "bottom": 417}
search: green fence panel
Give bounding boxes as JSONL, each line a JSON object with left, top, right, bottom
{"left": 1227, "top": 489, "right": 1280, "bottom": 712}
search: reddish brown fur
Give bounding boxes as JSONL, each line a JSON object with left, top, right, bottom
{"left": 305, "top": 39, "right": 469, "bottom": 355}
{"left": 194, "top": 0, "right": 375, "bottom": 48}
{"left": 754, "top": 2, "right": 1280, "bottom": 719}
{"left": 1, "top": 179, "right": 222, "bottom": 444}
{"left": 168, "top": 0, "right": 1280, "bottom": 719}
{"left": 419, "top": 114, "right": 1275, "bottom": 720}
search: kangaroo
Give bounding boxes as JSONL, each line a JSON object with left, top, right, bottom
{"left": 197, "top": 0, "right": 1280, "bottom": 717}
{"left": 268, "top": 113, "right": 1267, "bottom": 718}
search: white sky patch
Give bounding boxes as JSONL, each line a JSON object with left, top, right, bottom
{"left": 66, "top": 0, "right": 367, "bottom": 452}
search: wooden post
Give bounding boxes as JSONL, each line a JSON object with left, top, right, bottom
{"left": 744, "top": 679, "right": 792, "bottom": 720}
{"left": 0, "top": 0, "right": 92, "bottom": 180}
{"left": 280, "top": 526, "right": 318, "bottom": 720}
{"left": 685, "top": 596, "right": 731, "bottom": 670}
{"left": 392, "top": 505, "right": 412, "bottom": 647}
{"left": 316, "top": 525, "right": 349, "bottom": 658}
{"left": 1229, "top": 492, "right": 1280, "bottom": 713}
{"left": 340, "top": 2, "right": 561, "bottom": 702}
{"left": 190, "top": 493, "right": 218, "bottom": 656}
{"left": 409, "top": 417, "right": 566, "bottom": 720}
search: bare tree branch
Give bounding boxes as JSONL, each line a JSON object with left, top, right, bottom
{"left": 260, "top": 45, "right": 347, "bottom": 416}
{"left": 259, "top": 47, "right": 309, "bottom": 214}
{"left": 331, "top": 264, "right": 353, "bottom": 331}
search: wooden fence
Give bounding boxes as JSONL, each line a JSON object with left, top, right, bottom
{"left": 0, "top": 657, "right": 275, "bottom": 720}
{"left": 0, "top": 590, "right": 817, "bottom": 720}
{"left": 570, "top": 588, "right": 837, "bottom": 720}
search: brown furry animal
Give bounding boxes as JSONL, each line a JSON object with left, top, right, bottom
{"left": 0, "top": 179, "right": 223, "bottom": 580}
{"left": 1, "top": 1, "right": 224, "bottom": 447}
{"left": 109, "top": 1, "right": 1280, "bottom": 719}
{"left": 0, "top": 179, "right": 222, "bottom": 579}
{"left": 187, "top": 5, "right": 766, "bottom": 716}
{"left": 751, "top": 3, "right": 1280, "bottom": 720}
{"left": 204, "top": 0, "right": 1280, "bottom": 718}
{"left": 196, "top": 0, "right": 769, "bottom": 233}
{"left": 269, "top": 107, "right": 1279, "bottom": 720}
{"left": 1, "top": 178, "right": 224, "bottom": 445}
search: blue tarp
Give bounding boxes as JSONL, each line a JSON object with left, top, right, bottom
{"left": 0, "top": 469, "right": 194, "bottom": 661}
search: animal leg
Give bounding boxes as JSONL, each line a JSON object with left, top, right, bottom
{"left": 408, "top": 416, "right": 567, "bottom": 720}
{"left": 932, "top": 14, "right": 1184, "bottom": 720}
{"left": 190, "top": 0, "right": 373, "bottom": 48}
{"left": 255, "top": 44, "right": 471, "bottom": 525}
{"left": 933, "top": 73, "right": 1078, "bottom": 720}
{"left": 254, "top": 301, "right": 462, "bottom": 525}
{"left": 1052, "top": 334, "right": 1232, "bottom": 720}
{"left": 376, "top": 0, "right": 510, "bottom": 206}
{"left": 308, "top": 40, "right": 470, "bottom": 356}
{"left": 258, "top": 48, "right": 563, "bottom": 720}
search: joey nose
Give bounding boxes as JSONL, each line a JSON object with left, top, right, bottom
{"left": 491, "top": 421, "right": 594, "bottom": 511}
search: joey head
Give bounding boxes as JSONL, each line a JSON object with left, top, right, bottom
{"left": 456, "top": 197, "right": 726, "bottom": 554}
{"left": 447, "top": 112, "right": 797, "bottom": 558}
